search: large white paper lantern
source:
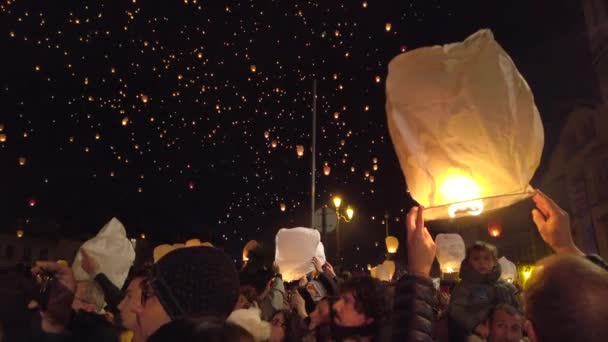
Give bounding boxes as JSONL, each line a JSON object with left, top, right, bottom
{"left": 499, "top": 256, "right": 517, "bottom": 283}
{"left": 72, "top": 218, "right": 136, "bottom": 289}
{"left": 435, "top": 234, "right": 466, "bottom": 274}
{"left": 275, "top": 227, "right": 326, "bottom": 282}
{"left": 386, "top": 29, "right": 544, "bottom": 220}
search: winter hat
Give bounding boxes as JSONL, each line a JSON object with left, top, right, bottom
{"left": 150, "top": 246, "right": 239, "bottom": 320}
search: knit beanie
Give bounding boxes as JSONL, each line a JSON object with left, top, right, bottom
{"left": 150, "top": 246, "right": 239, "bottom": 320}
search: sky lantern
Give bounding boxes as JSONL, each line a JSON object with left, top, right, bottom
{"left": 16, "top": 229, "right": 24, "bottom": 238}
{"left": 499, "top": 256, "right": 517, "bottom": 283}
{"left": 488, "top": 220, "right": 502, "bottom": 238}
{"left": 362, "top": 1, "right": 367, "bottom": 8}
{"left": 280, "top": 203, "right": 286, "bottom": 212}
{"left": 18, "top": 157, "right": 26, "bottom": 166}
{"left": 375, "top": 75, "right": 381, "bottom": 83}
{"left": 296, "top": 145, "right": 304, "bottom": 157}
{"left": 121, "top": 117, "right": 129, "bottom": 126}
{"left": 264, "top": 130, "right": 270, "bottom": 139}
{"left": 385, "top": 23, "right": 392, "bottom": 32}
{"left": 385, "top": 236, "right": 399, "bottom": 254}
{"left": 0, "top": 133, "right": 6, "bottom": 142}
{"left": 141, "top": 94, "right": 149, "bottom": 103}
{"left": 334, "top": 112, "right": 340, "bottom": 120}
{"left": 435, "top": 234, "right": 466, "bottom": 274}
{"left": 250, "top": 64, "right": 257, "bottom": 73}
{"left": 0, "top": 124, "right": 4, "bottom": 131}
{"left": 323, "top": 163, "right": 331, "bottom": 176}
{"left": 386, "top": 30, "right": 543, "bottom": 220}
{"left": 271, "top": 140, "right": 278, "bottom": 148}
{"left": 373, "top": 164, "right": 378, "bottom": 171}
{"left": 242, "top": 240, "right": 259, "bottom": 262}
{"left": 369, "top": 175, "right": 375, "bottom": 183}
{"left": 185, "top": 238, "right": 202, "bottom": 247}
{"left": 28, "top": 198, "right": 36, "bottom": 207}
{"left": 188, "top": 181, "right": 195, "bottom": 190}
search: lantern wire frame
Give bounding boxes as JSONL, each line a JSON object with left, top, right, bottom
{"left": 419, "top": 190, "right": 535, "bottom": 221}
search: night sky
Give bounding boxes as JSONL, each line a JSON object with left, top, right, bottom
{"left": 0, "top": 0, "right": 595, "bottom": 265}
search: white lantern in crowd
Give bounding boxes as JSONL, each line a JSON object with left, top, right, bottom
{"left": 275, "top": 227, "right": 326, "bottom": 282}
{"left": 370, "top": 260, "right": 396, "bottom": 282}
{"left": 386, "top": 29, "right": 544, "bottom": 220}
{"left": 185, "top": 239, "right": 202, "bottom": 247}
{"left": 435, "top": 234, "right": 466, "bottom": 274}
{"left": 499, "top": 256, "right": 517, "bottom": 283}
{"left": 153, "top": 244, "right": 173, "bottom": 263}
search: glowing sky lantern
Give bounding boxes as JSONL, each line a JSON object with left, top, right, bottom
{"left": 323, "top": 164, "right": 331, "bottom": 176}
{"left": 250, "top": 64, "right": 257, "bottom": 73}
{"left": 18, "top": 157, "right": 27, "bottom": 166}
{"left": 280, "top": 203, "right": 286, "bottom": 212}
{"left": 264, "top": 130, "right": 270, "bottom": 139}
{"left": 375, "top": 75, "right": 381, "bottom": 83}
{"left": 28, "top": 198, "right": 36, "bottom": 207}
{"left": 0, "top": 133, "right": 6, "bottom": 142}
{"left": 141, "top": 94, "right": 149, "bottom": 103}
{"left": 271, "top": 140, "right": 278, "bottom": 148}
{"left": 16, "top": 229, "right": 24, "bottom": 238}
{"left": 242, "top": 240, "right": 259, "bottom": 262}
{"left": 488, "top": 220, "right": 502, "bottom": 237}
{"left": 296, "top": 145, "right": 304, "bottom": 157}
{"left": 185, "top": 238, "right": 202, "bottom": 247}
{"left": 385, "top": 236, "right": 399, "bottom": 254}
{"left": 121, "top": 117, "right": 129, "bottom": 126}
{"left": 385, "top": 22, "right": 392, "bottom": 32}
{"left": 334, "top": 111, "right": 340, "bottom": 119}
{"left": 386, "top": 30, "right": 543, "bottom": 220}
{"left": 0, "top": 124, "right": 4, "bottom": 131}
{"left": 435, "top": 234, "right": 466, "bottom": 274}
{"left": 362, "top": 1, "right": 367, "bottom": 8}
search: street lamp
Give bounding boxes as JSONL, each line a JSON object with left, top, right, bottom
{"left": 332, "top": 196, "right": 354, "bottom": 259}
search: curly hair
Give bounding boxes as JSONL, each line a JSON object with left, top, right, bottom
{"left": 272, "top": 310, "right": 308, "bottom": 342}
{"left": 339, "top": 276, "right": 390, "bottom": 322}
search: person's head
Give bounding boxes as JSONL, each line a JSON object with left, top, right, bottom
{"left": 117, "top": 275, "right": 145, "bottom": 331}
{"left": 309, "top": 298, "right": 331, "bottom": 330}
{"left": 72, "top": 280, "right": 105, "bottom": 313}
{"left": 332, "top": 276, "right": 387, "bottom": 328}
{"left": 147, "top": 316, "right": 254, "bottom": 342}
{"left": 524, "top": 255, "right": 608, "bottom": 342}
{"left": 269, "top": 310, "right": 308, "bottom": 342}
{"left": 137, "top": 246, "right": 240, "bottom": 339}
{"left": 487, "top": 304, "right": 523, "bottom": 342}
{"left": 466, "top": 241, "right": 498, "bottom": 274}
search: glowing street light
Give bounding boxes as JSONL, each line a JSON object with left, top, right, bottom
{"left": 333, "top": 196, "right": 342, "bottom": 209}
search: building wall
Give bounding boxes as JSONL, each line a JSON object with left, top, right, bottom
{"left": 0, "top": 234, "right": 82, "bottom": 266}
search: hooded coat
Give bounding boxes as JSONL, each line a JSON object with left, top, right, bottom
{"left": 448, "top": 260, "right": 519, "bottom": 336}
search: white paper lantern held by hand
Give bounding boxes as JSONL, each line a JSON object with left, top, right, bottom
{"left": 386, "top": 29, "right": 544, "bottom": 220}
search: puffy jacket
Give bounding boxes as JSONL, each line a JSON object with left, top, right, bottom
{"left": 391, "top": 274, "right": 438, "bottom": 342}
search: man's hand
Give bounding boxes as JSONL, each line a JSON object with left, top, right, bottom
{"left": 31, "top": 261, "right": 76, "bottom": 333}
{"left": 322, "top": 261, "right": 337, "bottom": 279}
{"left": 531, "top": 190, "right": 583, "bottom": 256}
{"left": 312, "top": 257, "right": 324, "bottom": 273}
{"left": 80, "top": 249, "right": 100, "bottom": 277}
{"left": 406, "top": 206, "right": 436, "bottom": 277}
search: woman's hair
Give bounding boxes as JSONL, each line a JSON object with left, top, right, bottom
{"left": 272, "top": 310, "right": 308, "bottom": 342}
{"left": 147, "top": 316, "right": 254, "bottom": 342}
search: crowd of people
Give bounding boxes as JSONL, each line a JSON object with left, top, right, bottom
{"left": 4, "top": 190, "right": 608, "bottom": 341}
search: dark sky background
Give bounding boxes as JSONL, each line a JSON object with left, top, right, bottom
{"left": 0, "top": 0, "right": 596, "bottom": 266}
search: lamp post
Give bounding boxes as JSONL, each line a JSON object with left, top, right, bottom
{"left": 332, "top": 196, "right": 354, "bottom": 259}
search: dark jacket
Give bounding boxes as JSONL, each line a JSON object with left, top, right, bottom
{"left": 30, "top": 309, "right": 119, "bottom": 342}
{"left": 448, "top": 261, "right": 519, "bottom": 335}
{"left": 391, "top": 274, "right": 438, "bottom": 342}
